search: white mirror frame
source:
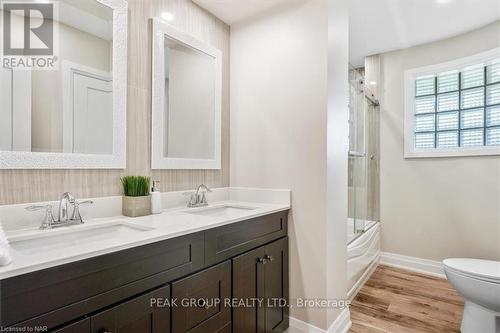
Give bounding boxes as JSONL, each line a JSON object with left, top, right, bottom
{"left": 0, "top": 0, "right": 127, "bottom": 169}
{"left": 151, "top": 18, "right": 222, "bottom": 170}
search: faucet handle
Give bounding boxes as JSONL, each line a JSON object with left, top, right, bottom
{"left": 183, "top": 191, "right": 198, "bottom": 207}
{"left": 26, "top": 205, "right": 55, "bottom": 229}
{"left": 76, "top": 200, "right": 94, "bottom": 206}
{"left": 26, "top": 205, "right": 51, "bottom": 212}
{"left": 197, "top": 184, "right": 212, "bottom": 193}
{"left": 71, "top": 200, "right": 93, "bottom": 223}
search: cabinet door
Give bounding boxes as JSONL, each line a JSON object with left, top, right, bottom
{"left": 91, "top": 285, "right": 170, "bottom": 333}
{"left": 264, "top": 238, "right": 289, "bottom": 333}
{"left": 232, "top": 246, "right": 266, "bottom": 333}
{"left": 171, "top": 261, "right": 231, "bottom": 333}
{"left": 232, "top": 238, "right": 289, "bottom": 333}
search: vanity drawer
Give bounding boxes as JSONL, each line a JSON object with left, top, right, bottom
{"left": 171, "top": 261, "right": 231, "bottom": 333}
{"left": 1, "top": 232, "right": 204, "bottom": 328}
{"left": 205, "top": 211, "right": 288, "bottom": 265}
{"left": 91, "top": 284, "right": 170, "bottom": 333}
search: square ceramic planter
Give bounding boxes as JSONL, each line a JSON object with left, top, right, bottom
{"left": 122, "top": 195, "right": 151, "bottom": 217}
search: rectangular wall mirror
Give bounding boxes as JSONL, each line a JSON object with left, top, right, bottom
{"left": 152, "top": 18, "right": 222, "bottom": 169}
{"left": 0, "top": 0, "right": 127, "bottom": 169}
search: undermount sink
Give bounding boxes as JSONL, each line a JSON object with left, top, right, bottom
{"left": 9, "top": 221, "right": 154, "bottom": 255}
{"left": 183, "top": 204, "right": 257, "bottom": 218}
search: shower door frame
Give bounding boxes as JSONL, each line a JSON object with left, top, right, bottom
{"left": 348, "top": 68, "right": 380, "bottom": 243}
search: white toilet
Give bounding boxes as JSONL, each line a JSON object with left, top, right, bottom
{"left": 443, "top": 258, "right": 500, "bottom": 333}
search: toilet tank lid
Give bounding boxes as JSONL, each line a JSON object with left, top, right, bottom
{"left": 443, "top": 258, "right": 500, "bottom": 281}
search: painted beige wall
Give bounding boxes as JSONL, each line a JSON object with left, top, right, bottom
{"left": 230, "top": 0, "right": 348, "bottom": 329}
{"left": 327, "top": 0, "right": 349, "bottom": 327}
{"left": 380, "top": 21, "right": 500, "bottom": 261}
{"left": 0, "top": 0, "right": 230, "bottom": 205}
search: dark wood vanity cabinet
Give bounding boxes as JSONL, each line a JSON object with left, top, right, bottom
{"left": 90, "top": 285, "right": 170, "bottom": 333}
{"left": 233, "top": 237, "right": 289, "bottom": 333}
{"left": 1, "top": 210, "right": 289, "bottom": 333}
{"left": 205, "top": 212, "right": 287, "bottom": 266}
{"left": 53, "top": 285, "right": 170, "bottom": 333}
{"left": 172, "top": 261, "right": 231, "bottom": 333}
{"left": 2, "top": 232, "right": 204, "bottom": 328}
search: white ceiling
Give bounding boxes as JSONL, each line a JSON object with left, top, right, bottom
{"left": 350, "top": 0, "right": 500, "bottom": 67}
{"left": 192, "top": 0, "right": 294, "bottom": 25}
{"left": 192, "top": 0, "right": 500, "bottom": 67}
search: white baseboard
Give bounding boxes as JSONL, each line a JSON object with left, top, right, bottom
{"left": 380, "top": 252, "right": 446, "bottom": 278}
{"left": 289, "top": 309, "right": 351, "bottom": 333}
{"left": 327, "top": 309, "right": 352, "bottom": 333}
{"left": 289, "top": 317, "right": 325, "bottom": 333}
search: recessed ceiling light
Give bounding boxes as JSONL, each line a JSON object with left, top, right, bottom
{"left": 369, "top": 81, "right": 377, "bottom": 86}
{"left": 161, "top": 12, "right": 175, "bottom": 21}
{"left": 436, "top": 0, "right": 453, "bottom": 4}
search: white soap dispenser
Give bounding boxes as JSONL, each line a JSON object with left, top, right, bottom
{"left": 151, "top": 180, "right": 162, "bottom": 214}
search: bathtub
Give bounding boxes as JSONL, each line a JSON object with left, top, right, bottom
{"left": 347, "top": 220, "right": 380, "bottom": 299}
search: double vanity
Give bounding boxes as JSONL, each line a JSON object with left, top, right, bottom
{"left": 0, "top": 1, "right": 291, "bottom": 332}
{"left": 0, "top": 188, "right": 290, "bottom": 332}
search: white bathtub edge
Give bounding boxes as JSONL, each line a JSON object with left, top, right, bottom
{"left": 347, "top": 222, "right": 381, "bottom": 300}
{"left": 380, "top": 252, "right": 446, "bottom": 279}
{"left": 347, "top": 254, "right": 380, "bottom": 300}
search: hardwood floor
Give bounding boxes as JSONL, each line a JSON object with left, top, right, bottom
{"left": 349, "top": 265, "right": 464, "bottom": 333}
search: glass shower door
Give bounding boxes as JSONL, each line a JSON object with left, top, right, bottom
{"left": 347, "top": 67, "right": 379, "bottom": 243}
{"left": 348, "top": 69, "right": 367, "bottom": 240}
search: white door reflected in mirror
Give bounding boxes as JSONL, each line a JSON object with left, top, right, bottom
{"left": 0, "top": 0, "right": 113, "bottom": 154}
{"left": 152, "top": 19, "right": 222, "bottom": 170}
{"left": 0, "top": 0, "right": 127, "bottom": 169}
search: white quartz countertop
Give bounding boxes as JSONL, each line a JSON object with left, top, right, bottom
{"left": 0, "top": 188, "right": 290, "bottom": 280}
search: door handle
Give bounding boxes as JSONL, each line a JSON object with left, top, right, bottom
{"left": 257, "top": 257, "right": 268, "bottom": 264}
{"left": 264, "top": 255, "right": 274, "bottom": 262}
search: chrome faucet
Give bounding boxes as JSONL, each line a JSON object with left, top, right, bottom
{"left": 59, "top": 192, "right": 75, "bottom": 222}
{"left": 26, "top": 192, "right": 94, "bottom": 229}
{"left": 185, "top": 184, "right": 212, "bottom": 208}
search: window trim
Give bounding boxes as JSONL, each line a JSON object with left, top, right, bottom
{"left": 404, "top": 47, "right": 500, "bottom": 158}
